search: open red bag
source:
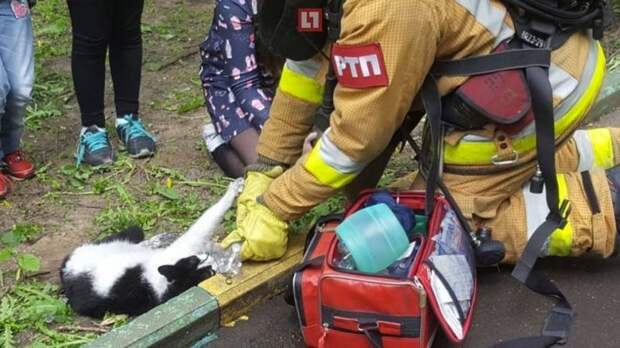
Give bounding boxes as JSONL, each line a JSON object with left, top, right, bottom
{"left": 292, "top": 190, "right": 478, "bottom": 348}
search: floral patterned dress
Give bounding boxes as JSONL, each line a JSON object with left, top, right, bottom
{"left": 199, "top": 0, "right": 276, "bottom": 142}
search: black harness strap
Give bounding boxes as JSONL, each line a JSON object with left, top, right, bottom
{"left": 581, "top": 171, "right": 602, "bottom": 214}
{"left": 419, "top": 21, "right": 577, "bottom": 344}
{"left": 312, "top": 0, "right": 344, "bottom": 133}
{"left": 432, "top": 49, "right": 551, "bottom": 76}
{"left": 492, "top": 271, "right": 574, "bottom": 348}
{"left": 420, "top": 75, "right": 444, "bottom": 215}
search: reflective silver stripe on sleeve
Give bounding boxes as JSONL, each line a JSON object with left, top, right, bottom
{"left": 549, "top": 63, "right": 579, "bottom": 100}
{"left": 456, "top": 0, "right": 514, "bottom": 46}
{"left": 573, "top": 130, "right": 595, "bottom": 172}
{"left": 319, "top": 129, "right": 366, "bottom": 174}
{"left": 285, "top": 59, "right": 321, "bottom": 79}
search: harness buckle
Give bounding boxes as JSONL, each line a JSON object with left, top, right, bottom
{"left": 491, "top": 151, "right": 519, "bottom": 166}
{"left": 546, "top": 199, "right": 572, "bottom": 229}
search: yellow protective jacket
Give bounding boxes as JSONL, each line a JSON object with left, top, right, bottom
{"left": 259, "top": 0, "right": 603, "bottom": 222}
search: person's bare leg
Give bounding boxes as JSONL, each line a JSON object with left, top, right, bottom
{"left": 229, "top": 128, "right": 260, "bottom": 166}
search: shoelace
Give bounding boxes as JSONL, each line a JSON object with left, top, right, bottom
{"left": 118, "top": 116, "right": 155, "bottom": 145}
{"left": 76, "top": 130, "right": 110, "bottom": 166}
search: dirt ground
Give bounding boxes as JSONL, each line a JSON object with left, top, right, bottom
{"left": 3, "top": 1, "right": 620, "bottom": 346}
{"left": 1, "top": 0, "right": 222, "bottom": 285}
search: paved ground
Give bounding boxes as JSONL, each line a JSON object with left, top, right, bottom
{"left": 212, "top": 256, "right": 620, "bottom": 348}
{"left": 212, "top": 113, "right": 620, "bottom": 348}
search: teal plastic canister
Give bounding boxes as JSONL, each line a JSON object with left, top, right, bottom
{"left": 336, "top": 203, "right": 410, "bottom": 273}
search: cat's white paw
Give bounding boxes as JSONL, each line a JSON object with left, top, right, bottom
{"left": 229, "top": 178, "right": 245, "bottom": 195}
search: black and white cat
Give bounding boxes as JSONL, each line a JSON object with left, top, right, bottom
{"left": 59, "top": 178, "right": 244, "bottom": 318}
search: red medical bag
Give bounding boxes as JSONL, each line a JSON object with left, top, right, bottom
{"left": 292, "top": 190, "right": 478, "bottom": 348}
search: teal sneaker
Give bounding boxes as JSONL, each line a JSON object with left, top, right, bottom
{"left": 116, "top": 114, "right": 157, "bottom": 158}
{"left": 75, "top": 126, "right": 115, "bottom": 167}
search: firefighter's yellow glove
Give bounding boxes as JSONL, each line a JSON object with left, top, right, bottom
{"left": 221, "top": 200, "right": 289, "bottom": 261}
{"left": 236, "top": 166, "right": 284, "bottom": 224}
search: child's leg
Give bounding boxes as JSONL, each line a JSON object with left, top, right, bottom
{"left": 229, "top": 128, "right": 260, "bottom": 166}
{"left": 0, "top": 2, "right": 34, "bottom": 155}
{"left": 0, "top": 59, "right": 9, "bottom": 159}
{"left": 67, "top": 0, "right": 110, "bottom": 128}
{"left": 211, "top": 144, "right": 246, "bottom": 178}
{"left": 109, "top": 0, "right": 143, "bottom": 118}
{"left": 204, "top": 123, "right": 245, "bottom": 178}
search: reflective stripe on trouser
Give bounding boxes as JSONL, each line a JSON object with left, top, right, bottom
{"left": 304, "top": 129, "right": 366, "bottom": 189}
{"left": 572, "top": 128, "right": 616, "bottom": 171}
{"left": 446, "top": 171, "right": 617, "bottom": 264}
{"left": 389, "top": 127, "right": 620, "bottom": 263}
{"left": 522, "top": 174, "right": 574, "bottom": 257}
{"left": 556, "top": 127, "right": 620, "bottom": 173}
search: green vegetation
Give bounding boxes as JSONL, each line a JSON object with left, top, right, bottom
{"left": 0, "top": 224, "right": 43, "bottom": 284}
{"left": 0, "top": 223, "right": 131, "bottom": 347}
{"left": 1, "top": 0, "right": 221, "bottom": 345}
{"left": 4, "top": 0, "right": 619, "bottom": 346}
{"left": 2, "top": 282, "right": 94, "bottom": 347}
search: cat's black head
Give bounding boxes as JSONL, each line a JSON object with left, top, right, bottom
{"left": 158, "top": 256, "right": 215, "bottom": 292}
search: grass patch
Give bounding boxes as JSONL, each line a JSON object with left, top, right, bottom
{"left": 0, "top": 282, "right": 91, "bottom": 347}
{"left": 27, "top": 0, "right": 73, "bottom": 130}
{"left": 0, "top": 281, "right": 128, "bottom": 347}
{"left": 26, "top": 71, "right": 73, "bottom": 130}
{"left": 32, "top": 0, "right": 71, "bottom": 61}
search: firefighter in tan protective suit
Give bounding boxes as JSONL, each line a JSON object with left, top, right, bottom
{"left": 221, "top": 0, "right": 620, "bottom": 266}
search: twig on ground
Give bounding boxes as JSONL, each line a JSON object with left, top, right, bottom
{"left": 63, "top": 91, "right": 76, "bottom": 104}
{"left": 156, "top": 46, "right": 198, "bottom": 71}
{"left": 57, "top": 325, "right": 109, "bottom": 334}
{"left": 74, "top": 202, "right": 105, "bottom": 209}
{"left": 176, "top": 180, "right": 229, "bottom": 189}
{"left": 25, "top": 270, "right": 51, "bottom": 279}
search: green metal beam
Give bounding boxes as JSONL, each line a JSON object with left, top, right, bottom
{"left": 587, "top": 69, "right": 620, "bottom": 123}
{"left": 87, "top": 287, "right": 219, "bottom": 348}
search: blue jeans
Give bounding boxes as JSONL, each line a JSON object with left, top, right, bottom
{"left": 0, "top": 0, "right": 34, "bottom": 159}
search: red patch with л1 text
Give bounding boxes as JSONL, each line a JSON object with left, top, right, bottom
{"left": 297, "top": 8, "right": 323, "bottom": 32}
{"left": 331, "top": 43, "right": 389, "bottom": 89}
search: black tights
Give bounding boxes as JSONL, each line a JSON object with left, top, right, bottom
{"left": 67, "top": 0, "right": 144, "bottom": 128}
{"left": 212, "top": 128, "right": 260, "bottom": 178}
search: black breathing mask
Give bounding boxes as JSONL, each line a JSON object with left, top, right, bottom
{"left": 258, "top": 0, "right": 329, "bottom": 61}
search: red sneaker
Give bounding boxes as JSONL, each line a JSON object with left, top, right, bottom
{"left": 3, "top": 150, "right": 35, "bottom": 181}
{"left": 0, "top": 172, "right": 12, "bottom": 199}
